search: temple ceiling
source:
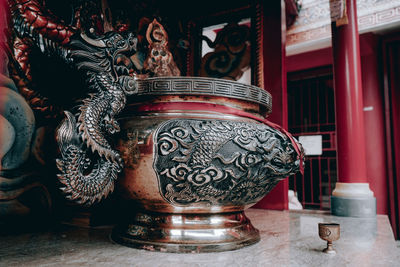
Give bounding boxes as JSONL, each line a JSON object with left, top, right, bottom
{"left": 287, "top": 0, "right": 400, "bottom": 55}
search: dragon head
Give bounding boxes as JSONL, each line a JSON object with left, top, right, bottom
{"left": 102, "top": 31, "right": 137, "bottom": 78}
{"left": 69, "top": 30, "right": 138, "bottom": 95}
{"left": 106, "top": 31, "right": 138, "bottom": 95}
{"left": 259, "top": 135, "right": 304, "bottom": 178}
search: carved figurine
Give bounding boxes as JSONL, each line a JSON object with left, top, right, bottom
{"left": 143, "top": 19, "right": 180, "bottom": 77}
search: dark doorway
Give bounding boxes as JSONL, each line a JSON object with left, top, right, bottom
{"left": 383, "top": 34, "right": 400, "bottom": 239}
{"left": 287, "top": 67, "right": 337, "bottom": 210}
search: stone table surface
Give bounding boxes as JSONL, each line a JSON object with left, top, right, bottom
{"left": 1, "top": 209, "right": 399, "bottom": 267}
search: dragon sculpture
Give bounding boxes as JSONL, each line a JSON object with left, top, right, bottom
{"left": 7, "top": 0, "right": 139, "bottom": 205}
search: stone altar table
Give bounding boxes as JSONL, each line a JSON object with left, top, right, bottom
{"left": 0, "top": 209, "right": 399, "bottom": 266}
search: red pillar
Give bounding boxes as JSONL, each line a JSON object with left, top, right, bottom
{"left": 330, "top": 0, "right": 376, "bottom": 217}
{"left": 253, "top": 0, "right": 288, "bottom": 210}
{"left": 332, "top": 0, "right": 367, "bottom": 183}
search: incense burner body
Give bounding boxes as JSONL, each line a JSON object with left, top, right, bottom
{"left": 112, "top": 77, "right": 302, "bottom": 252}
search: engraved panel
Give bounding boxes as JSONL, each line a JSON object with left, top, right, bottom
{"left": 153, "top": 119, "right": 300, "bottom": 206}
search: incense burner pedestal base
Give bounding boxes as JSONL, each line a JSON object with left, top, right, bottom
{"left": 111, "top": 210, "right": 260, "bottom": 253}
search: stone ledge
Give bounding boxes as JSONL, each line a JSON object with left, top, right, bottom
{"left": 0, "top": 209, "right": 398, "bottom": 266}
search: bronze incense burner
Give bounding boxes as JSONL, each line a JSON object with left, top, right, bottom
{"left": 110, "top": 77, "right": 303, "bottom": 252}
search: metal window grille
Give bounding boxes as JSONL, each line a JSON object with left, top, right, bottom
{"left": 287, "top": 68, "right": 337, "bottom": 210}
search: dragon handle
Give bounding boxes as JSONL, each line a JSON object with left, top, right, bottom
{"left": 7, "top": 0, "right": 139, "bottom": 205}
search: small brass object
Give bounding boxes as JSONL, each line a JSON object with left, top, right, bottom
{"left": 318, "top": 223, "right": 340, "bottom": 254}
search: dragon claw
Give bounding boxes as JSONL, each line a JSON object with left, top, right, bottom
{"left": 103, "top": 115, "right": 120, "bottom": 134}
{"left": 110, "top": 120, "right": 120, "bottom": 133}
{"left": 117, "top": 156, "right": 124, "bottom": 170}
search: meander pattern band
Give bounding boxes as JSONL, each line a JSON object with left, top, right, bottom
{"left": 136, "top": 77, "right": 272, "bottom": 112}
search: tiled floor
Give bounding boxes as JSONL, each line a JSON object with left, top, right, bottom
{"left": 1, "top": 209, "right": 399, "bottom": 266}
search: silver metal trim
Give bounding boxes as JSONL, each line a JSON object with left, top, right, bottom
{"left": 137, "top": 77, "right": 272, "bottom": 111}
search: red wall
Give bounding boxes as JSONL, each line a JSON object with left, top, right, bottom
{"left": 286, "top": 33, "right": 388, "bottom": 214}
{"left": 287, "top": 47, "right": 333, "bottom": 72}
{"left": 360, "top": 34, "right": 388, "bottom": 215}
